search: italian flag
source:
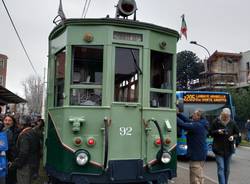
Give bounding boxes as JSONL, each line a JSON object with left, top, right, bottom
{"left": 180, "top": 14, "right": 187, "bottom": 39}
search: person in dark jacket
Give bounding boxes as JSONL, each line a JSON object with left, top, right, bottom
{"left": 177, "top": 109, "right": 208, "bottom": 184}
{"left": 209, "top": 108, "right": 239, "bottom": 184}
{"left": 245, "top": 119, "right": 250, "bottom": 142}
{"left": 2, "top": 115, "right": 19, "bottom": 184}
{"left": 8, "top": 115, "right": 39, "bottom": 184}
{"left": 30, "top": 118, "right": 44, "bottom": 179}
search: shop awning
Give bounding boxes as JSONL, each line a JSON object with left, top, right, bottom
{"left": 0, "top": 86, "right": 26, "bottom": 105}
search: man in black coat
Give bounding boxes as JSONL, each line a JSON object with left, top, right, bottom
{"left": 209, "top": 108, "right": 239, "bottom": 184}
{"left": 9, "top": 115, "right": 41, "bottom": 184}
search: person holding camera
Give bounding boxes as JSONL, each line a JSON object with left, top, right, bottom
{"left": 209, "top": 108, "right": 239, "bottom": 184}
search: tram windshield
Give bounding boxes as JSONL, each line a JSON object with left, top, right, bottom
{"left": 114, "top": 47, "right": 139, "bottom": 102}
{"left": 70, "top": 46, "right": 103, "bottom": 106}
{"left": 150, "top": 50, "right": 173, "bottom": 108}
{"left": 71, "top": 46, "right": 103, "bottom": 84}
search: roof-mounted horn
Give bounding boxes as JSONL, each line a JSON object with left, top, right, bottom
{"left": 115, "top": 0, "right": 137, "bottom": 20}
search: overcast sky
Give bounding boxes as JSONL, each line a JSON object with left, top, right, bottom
{"left": 1, "top": 0, "right": 250, "bottom": 97}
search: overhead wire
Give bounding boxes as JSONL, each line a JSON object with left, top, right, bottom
{"left": 1, "top": 0, "right": 38, "bottom": 76}
{"left": 83, "top": 0, "right": 91, "bottom": 18}
{"left": 81, "top": 0, "right": 88, "bottom": 18}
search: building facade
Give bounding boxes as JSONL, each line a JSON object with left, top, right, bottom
{"left": 238, "top": 50, "right": 250, "bottom": 87}
{"left": 0, "top": 54, "right": 8, "bottom": 87}
{"left": 196, "top": 51, "right": 242, "bottom": 90}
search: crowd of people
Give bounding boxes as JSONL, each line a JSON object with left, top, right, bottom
{"left": 0, "top": 113, "right": 44, "bottom": 184}
{"left": 177, "top": 107, "right": 240, "bottom": 184}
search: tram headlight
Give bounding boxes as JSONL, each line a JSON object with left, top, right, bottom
{"left": 157, "top": 150, "right": 171, "bottom": 164}
{"left": 75, "top": 150, "right": 90, "bottom": 166}
{"left": 161, "top": 152, "right": 171, "bottom": 164}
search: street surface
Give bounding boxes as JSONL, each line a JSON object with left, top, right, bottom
{"left": 36, "top": 147, "right": 250, "bottom": 184}
{"left": 174, "top": 146, "right": 250, "bottom": 184}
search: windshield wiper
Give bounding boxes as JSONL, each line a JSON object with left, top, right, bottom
{"left": 130, "top": 49, "right": 142, "bottom": 75}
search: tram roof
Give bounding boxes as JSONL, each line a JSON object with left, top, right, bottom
{"left": 49, "top": 18, "right": 180, "bottom": 40}
{"left": 0, "top": 86, "right": 26, "bottom": 105}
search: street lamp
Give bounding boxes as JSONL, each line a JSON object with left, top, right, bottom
{"left": 190, "top": 41, "right": 211, "bottom": 90}
{"left": 190, "top": 41, "right": 211, "bottom": 57}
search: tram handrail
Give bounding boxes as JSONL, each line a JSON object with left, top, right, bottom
{"left": 103, "top": 117, "right": 109, "bottom": 169}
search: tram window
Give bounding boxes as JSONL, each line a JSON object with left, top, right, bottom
{"left": 114, "top": 47, "right": 139, "bottom": 102}
{"left": 150, "top": 51, "right": 172, "bottom": 89}
{"left": 72, "top": 46, "right": 103, "bottom": 84}
{"left": 70, "top": 88, "right": 101, "bottom": 106}
{"left": 54, "top": 49, "right": 65, "bottom": 107}
{"left": 150, "top": 92, "right": 172, "bottom": 108}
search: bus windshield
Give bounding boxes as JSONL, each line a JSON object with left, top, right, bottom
{"left": 178, "top": 92, "right": 232, "bottom": 124}
{"left": 183, "top": 103, "right": 229, "bottom": 124}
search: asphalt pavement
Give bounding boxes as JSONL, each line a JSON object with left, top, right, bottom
{"left": 171, "top": 165, "right": 217, "bottom": 184}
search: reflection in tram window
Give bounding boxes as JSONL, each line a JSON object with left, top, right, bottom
{"left": 150, "top": 92, "right": 172, "bottom": 108}
{"left": 114, "top": 47, "right": 139, "bottom": 102}
{"left": 70, "top": 88, "right": 101, "bottom": 106}
{"left": 72, "top": 46, "right": 103, "bottom": 84}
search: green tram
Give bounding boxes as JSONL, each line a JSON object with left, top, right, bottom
{"left": 45, "top": 1, "right": 179, "bottom": 183}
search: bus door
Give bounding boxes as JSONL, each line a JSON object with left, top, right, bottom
{"left": 110, "top": 46, "right": 142, "bottom": 160}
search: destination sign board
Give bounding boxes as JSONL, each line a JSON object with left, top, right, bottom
{"left": 183, "top": 93, "right": 227, "bottom": 103}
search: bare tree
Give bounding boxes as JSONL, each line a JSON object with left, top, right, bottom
{"left": 22, "top": 75, "right": 44, "bottom": 114}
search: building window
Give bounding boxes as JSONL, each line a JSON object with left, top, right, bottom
{"left": 0, "top": 75, "right": 3, "bottom": 86}
{"left": 0, "top": 60, "right": 4, "bottom": 68}
{"left": 247, "top": 62, "right": 250, "bottom": 72}
{"left": 247, "top": 62, "right": 250, "bottom": 81}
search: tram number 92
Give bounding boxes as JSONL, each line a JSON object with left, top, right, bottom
{"left": 119, "top": 127, "right": 133, "bottom": 136}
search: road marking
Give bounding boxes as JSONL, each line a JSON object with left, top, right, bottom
{"left": 178, "top": 164, "right": 218, "bottom": 184}
{"left": 239, "top": 145, "right": 250, "bottom": 150}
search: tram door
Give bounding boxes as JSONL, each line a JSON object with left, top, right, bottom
{"left": 110, "top": 46, "right": 142, "bottom": 160}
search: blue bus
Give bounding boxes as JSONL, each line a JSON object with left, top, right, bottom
{"left": 176, "top": 91, "right": 235, "bottom": 157}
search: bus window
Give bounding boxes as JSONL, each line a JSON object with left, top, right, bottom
{"left": 54, "top": 49, "right": 65, "bottom": 107}
{"left": 114, "top": 47, "right": 139, "bottom": 102}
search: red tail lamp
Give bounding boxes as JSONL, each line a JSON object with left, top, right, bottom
{"left": 87, "top": 138, "right": 96, "bottom": 146}
{"left": 155, "top": 138, "right": 161, "bottom": 146}
{"left": 73, "top": 137, "right": 83, "bottom": 146}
